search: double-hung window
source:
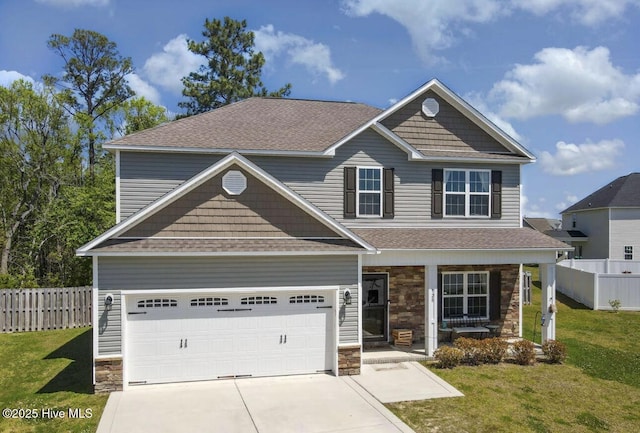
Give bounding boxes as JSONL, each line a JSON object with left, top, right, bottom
{"left": 442, "top": 272, "right": 489, "bottom": 319}
{"left": 625, "top": 246, "right": 633, "bottom": 260}
{"left": 357, "top": 167, "right": 382, "bottom": 217}
{"left": 444, "top": 169, "right": 490, "bottom": 217}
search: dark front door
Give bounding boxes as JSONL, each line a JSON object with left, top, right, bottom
{"left": 362, "top": 274, "right": 388, "bottom": 342}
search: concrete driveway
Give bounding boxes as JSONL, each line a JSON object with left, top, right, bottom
{"left": 97, "top": 362, "right": 462, "bottom": 433}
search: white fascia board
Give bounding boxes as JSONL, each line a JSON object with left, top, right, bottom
{"left": 327, "top": 78, "right": 535, "bottom": 162}
{"left": 77, "top": 152, "right": 376, "bottom": 254}
{"left": 79, "top": 250, "right": 374, "bottom": 257}
{"left": 377, "top": 247, "right": 573, "bottom": 253}
{"left": 370, "top": 122, "right": 424, "bottom": 160}
{"left": 103, "top": 144, "right": 332, "bottom": 158}
{"left": 425, "top": 81, "right": 536, "bottom": 161}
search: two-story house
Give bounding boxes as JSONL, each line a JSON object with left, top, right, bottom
{"left": 78, "top": 79, "right": 570, "bottom": 393}
{"left": 561, "top": 173, "right": 640, "bottom": 260}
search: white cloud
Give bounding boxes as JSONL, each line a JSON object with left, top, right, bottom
{"left": 35, "top": 0, "right": 109, "bottom": 6}
{"left": 142, "top": 34, "right": 205, "bottom": 95}
{"left": 342, "top": 0, "right": 505, "bottom": 64}
{"left": 254, "top": 25, "right": 345, "bottom": 84}
{"left": 341, "top": 1, "right": 639, "bottom": 64}
{"left": 0, "top": 70, "right": 35, "bottom": 87}
{"left": 464, "top": 92, "right": 523, "bottom": 142}
{"left": 521, "top": 193, "right": 555, "bottom": 218}
{"left": 126, "top": 74, "right": 161, "bottom": 105}
{"left": 540, "top": 139, "right": 625, "bottom": 176}
{"left": 512, "top": 0, "right": 640, "bottom": 26}
{"left": 555, "top": 193, "right": 579, "bottom": 211}
{"left": 490, "top": 46, "right": 640, "bottom": 124}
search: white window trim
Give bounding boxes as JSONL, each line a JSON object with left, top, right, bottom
{"left": 356, "top": 166, "right": 383, "bottom": 218}
{"left": 443, "top": 168, "right": 491, "bottom": 218}
{"left": 441, "top": 271, "right": 490, "bottom": 320}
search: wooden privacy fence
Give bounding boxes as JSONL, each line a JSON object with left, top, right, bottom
{"left": 0, "top": 287, "right": 92, "bottom": 333}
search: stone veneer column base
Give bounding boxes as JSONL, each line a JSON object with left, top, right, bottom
{"left": 95, "top": 357, "right": 123, "bottom": 393}
{"left": 338, "top": 345, "right": 361, "bottom": 375}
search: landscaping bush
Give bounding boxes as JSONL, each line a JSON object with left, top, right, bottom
{"left": 454, "top": 337, "right": 483, "bottom": 365}
{"left": 512, "top": 339, "right": 536, "bottom": 365}
{"left": 478, "top": 337, "right": 509, "bottom": 364}
{"left": 434, "top": 345, "right": 464, "bottom": 368}
{"left": 542, "top": 339, "right": 567, "bottom": 363}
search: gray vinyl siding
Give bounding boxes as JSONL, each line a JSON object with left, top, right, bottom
{"left": 96, "top": 289, "right": 122, "bottom": 356}
{"left": 118, "top": 130, "right": 522, "bottom": 227}
{"left": 120, "top": 152, "right": 221, "bottom": 220}
{"left": 98, "top": 255, "right": 357, "bottom": 289}
{"left": 339, "top": 285, "right": 359, "bottom": 345}
{"left": 610, "top": 208, "right": 640, "bottom": 260}
{"left": 252, "top": 129, "right": 521, "bottom": 227}
{"left": 96, "top": 255, "right": 358, "bottom": 355}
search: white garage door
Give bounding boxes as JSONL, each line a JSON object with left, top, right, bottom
{"left": 125, "top": 291, "right": 334, "bottom": 385}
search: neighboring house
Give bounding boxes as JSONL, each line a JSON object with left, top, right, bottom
{"left": 561, "top": 173, "right": 640, "bottom": 260}
{"left": 77, "top": 79, "right": 570, "bottom": 393}
{"left": 523, "top": 217, "right": 587, "bottom": 259}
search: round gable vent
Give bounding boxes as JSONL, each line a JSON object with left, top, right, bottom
{"left": 422, "top": 97, "right": 439, "bottom": 117}
{"left": 222, "top": 170, "right": 247, "bottom": 195}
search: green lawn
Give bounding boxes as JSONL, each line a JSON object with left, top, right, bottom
{"left": 0, "top": 328, "right": 108, "bottom": 433}
{"left": 389, "top": 265, "right": 640, "bottom": 433}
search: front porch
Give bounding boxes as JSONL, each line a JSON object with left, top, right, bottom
{"left": 359, "top": 260, "right": 560, "bottom": 357}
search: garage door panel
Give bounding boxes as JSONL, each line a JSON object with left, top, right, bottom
{"left": 126, "top": 291, "right": 334, "bottom": 385}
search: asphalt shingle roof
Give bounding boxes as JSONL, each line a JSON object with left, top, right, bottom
{"left": 563, "top": 173, "right": 640, "bottom": 213}
{"left": 352, "top": 227, "right": 572, "bottom": 250}
{"left": 107, "top": 98, "right": 382, "bottom": 152}
{"left": 91, "top": 238, "right": 366, "bottom": 254}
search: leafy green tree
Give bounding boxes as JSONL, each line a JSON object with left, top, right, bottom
{"left": 45, "top": 29, "right": 134, "bottom": 177}
{"left": 179, "top": 17, "right": 291, "bottom": 116}
{"left": 33, "top": 155, "right": 115, "bottom": 286}
{"left": 0, "top": 80, "right": 74, "bottom": 281}
{"left": 116, "top": 97, "right": 170, "bottom": 135}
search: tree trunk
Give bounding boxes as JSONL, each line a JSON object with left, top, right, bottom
{"left": 1, "top": 223, "right": 16, "bottom": 274}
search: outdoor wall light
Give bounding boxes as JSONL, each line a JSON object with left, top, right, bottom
{"left": 104, "top": 293, "right": 114, "bottom": 310}
{"left": 343, "top": 289, "right": 352, "bottom": 305}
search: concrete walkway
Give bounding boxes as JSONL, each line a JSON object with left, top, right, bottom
{"left": 347, "top": 361, "right": 464, "bottom": 403}
{"left": 97, "top": 362, "right": 462, "bottom": 433}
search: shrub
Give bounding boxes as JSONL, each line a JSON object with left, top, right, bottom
{"left": 542, "top": 339, "right": 567, "bottom": 363}
{"left": 512, "top": 339, "right": 536, "bottom": 365}
{"left": 454, "top": 337, "right": 483, "bottom": 365}
{"left": 434, "top": 346, "right": 464, "bottom": 368}
{"left": 608, "top": 299, "right": 621, "bottom": 313}
{"left": 479, "top": 338, "right": 509, "bottom": 364}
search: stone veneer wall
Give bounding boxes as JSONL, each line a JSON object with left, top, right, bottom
{"left": 95, "top": 358, "right": 123, "bottom": 393}
{"left": 363, "top": 266, "right": 425, "bottom": 343}
{"left": 439, "top": 264, "right": 520, "bottom": 337}
{"left": 338, "top": 345, "right": 361, "bottom": 375}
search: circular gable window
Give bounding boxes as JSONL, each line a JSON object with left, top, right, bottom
{"left": 222, "top": 170, "right": 247, "bottom": 195}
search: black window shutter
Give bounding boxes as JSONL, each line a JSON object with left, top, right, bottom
{"left": 491, "top": 170, "right": 502, "bottom": 219}
{"left": 437, "top": 272, "right": 443, "bottom": 323}
{"left": 490, "top": 271, "right": 502, "bottom": 321}
{"left": 344, "top": 167, "right": 356, "bottom": 218}
{"left": 383, "top": 168, "right": 394, "bottom": 219}
{"left": 432, "top": 169, "right": 443, "bottom": 219}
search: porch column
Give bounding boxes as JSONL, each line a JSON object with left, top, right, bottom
{"left": 425, "top": 265, "right": 438, "bottom": 356}
{"left": 541, "top": 263, "right": 557, "bottom": 342}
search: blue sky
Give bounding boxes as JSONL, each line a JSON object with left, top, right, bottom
{"left": 1, "top": 0, "right": 639, "bottom": 220}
